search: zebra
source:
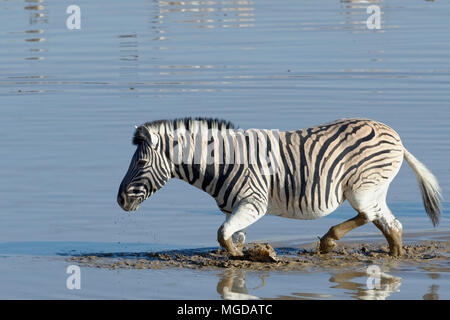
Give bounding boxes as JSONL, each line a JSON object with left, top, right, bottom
{"left": 117, "top": 117, "right": 441, "bottom": 257}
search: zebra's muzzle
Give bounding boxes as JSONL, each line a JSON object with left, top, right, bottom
{"left": 117, "top": 192, "right": 141, "bottom": 211}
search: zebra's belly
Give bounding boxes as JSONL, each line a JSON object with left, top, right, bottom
{"left": 266, "top": 199, "right": 340, "bottom": 220}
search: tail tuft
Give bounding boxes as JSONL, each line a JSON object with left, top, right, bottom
{"left": 403, "top": 148, "right": 442, "bottom": 227}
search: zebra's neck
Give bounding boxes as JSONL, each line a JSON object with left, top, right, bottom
{"left": 166, "top": 126, "right": 241, "bottom": 196}
{"left": 142, "top": 117, "right": 279, "bottom": 203}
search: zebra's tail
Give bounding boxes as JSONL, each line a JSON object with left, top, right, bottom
{"left": 403, "top": 147, "right": 442, "bottom": 227}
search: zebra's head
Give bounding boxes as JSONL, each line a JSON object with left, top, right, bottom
{"left": 117, "top": 125, "right": 172, "bottom": 211}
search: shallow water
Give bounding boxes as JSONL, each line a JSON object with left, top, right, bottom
{"left": 0, "top": 0, "right": 449, "bottom": 299}
{"left": 0, "top": 233, "right": 449, "bottom": 300}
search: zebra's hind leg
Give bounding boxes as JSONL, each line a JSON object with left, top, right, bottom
{"left": 372, "top": 211, "right": 403, "bottom": 257}
{"left": 319, "top": 214, "right": 369, "bottom": 253}
{"left": 344, "top": 184, "right": 403, "bottom": 257}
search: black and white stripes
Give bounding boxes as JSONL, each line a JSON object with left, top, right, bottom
{"left": 117, "top": 117, "right": 441, "bottom": 256}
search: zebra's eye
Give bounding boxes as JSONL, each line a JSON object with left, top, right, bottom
{"left": 137, "top": 159, "right": 148, "bottom": 167}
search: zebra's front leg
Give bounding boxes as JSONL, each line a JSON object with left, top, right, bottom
{"left": 217, "top": 202, "right": 266, "bottom": 257}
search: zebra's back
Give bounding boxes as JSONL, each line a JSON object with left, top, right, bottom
{"left": 267, "top": 118, "right": 404, "bottom": 219}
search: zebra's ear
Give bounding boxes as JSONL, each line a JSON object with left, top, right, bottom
{"left": 148, "top": 131, "right": 159, "bottom": 148}
{"left": 133, "top": 126, "right": 158, "bottom": 148}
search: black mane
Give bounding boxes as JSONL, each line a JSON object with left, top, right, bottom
{"left": 132, "top": 117, "right": 236, "bottom": 145}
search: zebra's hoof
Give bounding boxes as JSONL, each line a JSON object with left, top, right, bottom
{"left": 388, "top": 246, "right": 403, "bottom": 257}
{"left": 319, "top": 237, "right": 337, "bottom": 254}
{"left": 225, "top": 238, "right": 244, "bottom": 257}
{"left": 218, "top": 229, "right": 244, "bottom": 257}
{"left": 230, "top": 248, "right": 244, "bottom": 257}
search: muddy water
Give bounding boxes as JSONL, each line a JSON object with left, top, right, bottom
{"left": 66, "top": 234, "right": 450, "bottom": 300}
{"left": 69, "top": 241, "right": 449, "bottom": 272}
{"left": 1, "top": 0, "right": 450, "bottom": 299}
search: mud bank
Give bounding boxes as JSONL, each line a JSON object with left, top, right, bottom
{"left": 68, "top": 240, "right": 449, "bottom": 272}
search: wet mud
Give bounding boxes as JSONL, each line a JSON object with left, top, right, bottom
{"left": 68, "top": 240, "right": 449, "bottom": 272}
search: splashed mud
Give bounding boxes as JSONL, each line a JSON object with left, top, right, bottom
{"left": 68, "top": 240, "right": 449, "bottom": 272}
